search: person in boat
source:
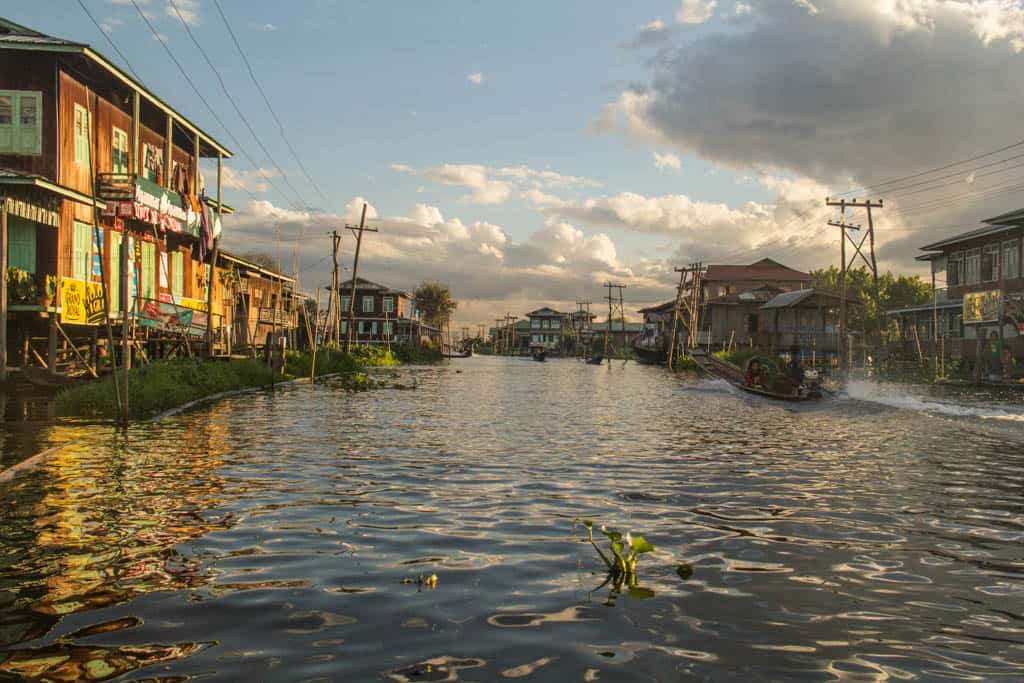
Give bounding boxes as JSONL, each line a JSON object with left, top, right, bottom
{"left": 787, "top": 346, "right": 805, "bottom": 387}
{"left": 745, "top": 359, "right": 766, "bottom": 387}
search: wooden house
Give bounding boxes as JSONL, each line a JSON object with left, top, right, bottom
{"left": 216, "top": 251, "right": 302, "bottom": 355}
{"left": 526, "top": 307, "right": 569, "bottom": 352}
{"left": 0, "top": 17, "right": 231, "bottom": 379}
{"left": 331, "top": 277, "right": 439, "bottom": 346}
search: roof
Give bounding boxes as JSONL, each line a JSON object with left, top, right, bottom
{"left": 638, "top": 300, "right": 676, "bottom": 315}
{"left": 761, "top": 289, "right": 841, "bottom": 310}
{"left": 335, "top": 277, "right": 412, "bottom": 297}
{"left": 526, "top": 307, "right": 567, "bottom": 317}
{"left": 0, "top": 18, "right": 231, "bottom": 158}
{"left": 919, "top": 222, "right": 1023, "bottom": 252}
{"left": 886, "top": 301, "right": 962, "bottom": 316}
{"left": 984, "top": 207, "right": 1024, "bottom": 225}
{"left": 219, "top": 250, "right": 295, "bottom": 283}
{"left": 0, "top": 169, "right": 101, "bottom": 206}
{"left": 707, "top": 284, "right": 784, "bottom": 305}
{"left": 703, "top": 258, "right": 811, "bottom": 283}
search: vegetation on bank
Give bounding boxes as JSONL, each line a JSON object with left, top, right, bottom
{"left": 56, "top": 346, "right": 426, "bottom": 420}
{"left": 713, "top": 348, "right": 760, "bottom": 370}
{"left": 672, "top": 355, "right": 701, "bottom": 372}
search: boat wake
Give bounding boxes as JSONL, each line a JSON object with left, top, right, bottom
{"left": 842, "top": 380, "right": 1024, "bottom": 423}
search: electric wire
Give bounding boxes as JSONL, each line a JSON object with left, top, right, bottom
{"left": 212, "top": 0, "right": 331, "bottom": 207}
{"left": 166, "top": 0, "right": 312, "bottom": 211}
{"left": 76, "top": 0, "right": 143, "bottom": 82}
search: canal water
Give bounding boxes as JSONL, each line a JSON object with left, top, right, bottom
{"left": 1, "top": 356, "right": 1022, "bottom": 681}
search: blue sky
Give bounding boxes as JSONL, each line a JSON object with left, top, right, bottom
{"left": 8, "top": 1, "right": 1024, "bottom": 325}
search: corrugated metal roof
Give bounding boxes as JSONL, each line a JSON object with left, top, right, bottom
{"left": 590, "top": 321, "right": 643, "bottom": 332}
{"left": 703, "top": 258, "right": 810, "bottom": 283}
{"left": 760, "top": 289, "right": 842, "bottom": 310}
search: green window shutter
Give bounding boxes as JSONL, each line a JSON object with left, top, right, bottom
{"left": 0, "top": 93, "right": 14, "bottom": 152}
{"left": 172, "top": 251, "right": 184, "bottom": 300}
{"left": 17, "top": 93, "right": 40, "bottom": 155}
{"left": 140, "top": 242, "right": 155, "bottom": 300}
{"left": 72, "top": 221, "right": 92, "bottom": 281}
{"left": 7, "top": 216, "right": 36, "bottom": 273}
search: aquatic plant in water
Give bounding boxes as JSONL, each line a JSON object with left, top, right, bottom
{"left": 576, "top": 519, "right": 656, "bottom": 602}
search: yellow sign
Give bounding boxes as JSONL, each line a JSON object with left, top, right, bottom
{"left": 180, "top": 297, "right": 208, "bottom": 313}
{"left": 60, "top": 279, "right": 107, "bottom": 325}
{"left": 962, "top": 290, "right": 1001, "bottom": 325}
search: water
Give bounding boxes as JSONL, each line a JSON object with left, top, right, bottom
{"left": 1, "top": 357, "right": 1023, "bottom": 681}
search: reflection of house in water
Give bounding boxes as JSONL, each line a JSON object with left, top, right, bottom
{"left": 0, "top": 415, "right": 236, "bottom": 677}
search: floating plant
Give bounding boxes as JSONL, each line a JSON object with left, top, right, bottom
{"left": 575, "top": 519, "right": 656, "bottom": 603}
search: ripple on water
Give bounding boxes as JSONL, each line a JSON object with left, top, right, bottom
{"left": 0, "top": 357, "right": 1022, "bottom": 680}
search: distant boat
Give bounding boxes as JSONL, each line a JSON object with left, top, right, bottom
{"left": 585, "top": 355, "right": 604, "bottom": 365}
{"left": 530, "top": 345, "right": 547, "bottom": 362}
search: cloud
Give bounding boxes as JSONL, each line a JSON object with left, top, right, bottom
{"left": 627, "top": 18, "right": 671, "bottom": 47}
{"left": 735, "top": 2, "right": 753, "bottom": 15}
{"left": 600, "top": 0, "right": 1024, "bottom": 203}
{"left": 220, "top": 166, "right": 277, "bottom": 193}
{"left": 676, "top": 0, "right": 717, "bottom": 24}
{"left": 254, "top": 23, "right": 277, "bottom": 31}
{"left": 793, "top": 0, "right": 819, "bottom": 16}
{"left": 224, "top": 197, "right": 673, "bottom": 327}
{"left": 390, "top": 163, "right": 416, "bottom": 174}
{"left": 166, "top": 0, "right": 200, "bottom": 25}
{"left": 419, "top": 163, "right": 599, "bottom": 205}
{"left": 653, "top": 152, "right": 682, "bottom": 172}
{"left": 99, "top": 17, "right": 124, "bottom": 33}
{"left": 467, "top": 72, "right": 485, "bottom": 85}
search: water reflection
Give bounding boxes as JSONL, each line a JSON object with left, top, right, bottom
{"left": 0, "top": 358, "right": 1022, "bottom": 680}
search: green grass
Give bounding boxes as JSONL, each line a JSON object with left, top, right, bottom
{"left": 56, "top": 346, "right": 408, "bottom": 421}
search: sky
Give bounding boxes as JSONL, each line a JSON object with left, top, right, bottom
{"left": 8, "top": 0, "right": 1024, "bottom": 328}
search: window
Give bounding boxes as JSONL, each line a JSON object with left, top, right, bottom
{"left": 371, "top": 321, "right": 378, "bottom": 335}
{"left": 341, "top": 320, "right": 348, "bottom": 334}
{"left": 140, "top": 241, "right": 156, "bottom": 300}
{"left": 947, "top": 251, "right": 963, "bottom": 286}
{"left": 340, "top": 295, "right": 351, "bottom": 313}
{"left": 382, "top": 296, "right": 394, "bottom": 313}
{"left": 362, "top": 295, "right": 374, "bottom": 312}
{"left": 383, "top": 320, "right": 393, "bottom": 336}
{"left": 964, "top": 249, "right": 980, "bottom": 285}
{"left": 172, "top": 251, "right": 184, "bottom": 300}
{"left": 112, "top": 127, "right": 129, "bottom": 174}
{"left": 532, "top": 334, "right": 542, "bottom": 344}
{"left": 72, "top": 221, "right": 92, "bottom": 281}
{"left": 981, "top": 244, "right": 999, "bottom": 282}
{"left": 358, "top": 320, "right": 366, "bottom": 334}
{"left": 0, "top": 90, "right": 42, "bottom": 155}
{"left": 7, "top": 216, "right": 35, "bottom": 273}
{"left": 747, "top": 313, "right": 758, "bottom": 334}
{"left": 1003, "top": 240, "right": 1020, "bottom": 280}
{"left": 531, "top": 318, "right": 540, "bottom": 329}
{"left": 143, "top": 143, "right": 162, "bottom": 182}
{"left": 73, "top": 104, "right": 90, "bottom": 166}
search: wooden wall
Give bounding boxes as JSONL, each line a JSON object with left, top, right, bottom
{"left": 0, "top": 51, "right": 58, "bottom": 178}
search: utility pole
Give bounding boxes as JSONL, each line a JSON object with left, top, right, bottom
{"left": 826, "top": 197, "right": 883, "bottom": 374}
{"left": 345, "top": 203, "right": 378, "bottom": 350}
{"left": 668, "top": 266, "right": 687, "bottom": 370}
{"left": 494, "top": 317, "right": 503, "bottom": 354}
{"left": 603, "top": 283, "right": 626, "bottom": 358}
{"left": 327, "top": 230, "right": 341, "bottom": 347}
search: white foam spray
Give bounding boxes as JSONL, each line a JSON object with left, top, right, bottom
{"left": 843, "top": 380, "right": 1024, "bottom": 423}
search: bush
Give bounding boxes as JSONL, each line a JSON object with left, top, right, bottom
{"left": 394, "top": 344, "right": 443, "bottom": 364}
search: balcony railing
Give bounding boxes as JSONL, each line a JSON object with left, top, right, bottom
{"left": 257, "top": 308, "right": 293, "bottom": 326}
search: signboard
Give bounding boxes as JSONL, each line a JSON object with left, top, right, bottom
{"left": 180, "top": 297, "right": 208, "bottom": 313}
{"left": 91, "top": 227, "right": 104, "bottom": 277}
{"left": 60, "top": 279, "right": 106, "bottom": 325}
{"left": 101, "top": 175, "right": 201, "bottom": 237}
{"left": 138, "top": 299, "right": 208, "bottom": 336}
{"left": 962, "top": 290, "right": 1002, "bottom": 325}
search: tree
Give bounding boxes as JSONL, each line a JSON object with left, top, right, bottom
{"left": 810, "top": 266, "right": 932, "bottom": 337}
{"left": 414, "top": 281, "right": 457, "bottom": 329}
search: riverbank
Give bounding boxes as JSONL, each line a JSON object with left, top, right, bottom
{"left": 54, "top": 346, "right": 418, "bottom": 420}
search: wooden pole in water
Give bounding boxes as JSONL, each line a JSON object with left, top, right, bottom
{"left": 0, "top": 200, "right": 7, "bottom": 385}
{"left": 311, "top": 287, "right": 321, "bottom": 382}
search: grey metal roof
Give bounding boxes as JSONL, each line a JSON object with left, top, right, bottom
{"left": 886, "top": 301, "right": 962, "bottom": 316}
{"left": 760, "top": 288, "right": 842, "bottom": 310}
{"left": 984, "top": 207, "right": 1024, "bottom": 225}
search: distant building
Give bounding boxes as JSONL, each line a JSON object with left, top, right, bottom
{"left": 702, "top": 259, "right": 812, "bottom": 347}
{"left": 330, "top": 277, "right": 439, "bottom": 346}
{"left": 591, "top": 319, "right": 643, "bottom": 355}
{"left": 526, "top": 307, "right": 569, "bottom": 350}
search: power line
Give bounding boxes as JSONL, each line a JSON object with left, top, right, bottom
{"left": 212, "top": 0, "right": 331, "bottom": 207}
{"left": 833, "top": 137, "right": 1024, "bottom": 197}
{"left": 76, "top": 0, "right": 142, "bottom": 82}
{"left": 861, "top": 151, "right": 1024, "bottom": 200}
{"left": 126, "top": 0, "right": 302, "bottom": 210}
{"left": 166, "top": 0, "right": 312, "bottom": 211}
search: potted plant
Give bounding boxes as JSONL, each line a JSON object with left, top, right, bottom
{"left": 5, "top": 267, "right": 38, "bottom": 305}
{"left": 38, "top": 274, "right": 57, "bottom": 307}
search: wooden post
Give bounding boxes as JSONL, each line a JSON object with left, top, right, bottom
{"left": 164, "top": 114, "right": 173, "bottom": 189}
{"left": 329, "top": 230, "right": 340, "bottom": 346}
{"left": 346, "top": 203, "right": 373, "bottom": 350}
{"left": 131, "top": 92, "right": 140, "bottom": 176}
{"left": 120, "top": 228, "right": 130, "bottom": 425}
{"left": 0, "top": 200, "right": 7, "bottom": 384}
{"left": 206, "top": 152, "right": 222, "bottom": 357}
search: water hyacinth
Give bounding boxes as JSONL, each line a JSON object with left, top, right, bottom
{"left": 576, "top": 519, "right": 655, "bottom": 592}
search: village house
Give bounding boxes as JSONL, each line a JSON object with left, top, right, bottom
{"left": 702, "top": 258, "right": 813, "bottom": 349}
{"left": 526, "top": 307, "right": 569, "bottom": 352}
{"left": 889, "top": 210, "right": 1023, "bottom": 375}
{"left": 216, "top": 251, "right": 303, "bottom": 355}
{"left": 0, "top": 17, "right": 232, "bottom": 379}
{"left": 332, "top": 277, "right": 439, "bottom": 347}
